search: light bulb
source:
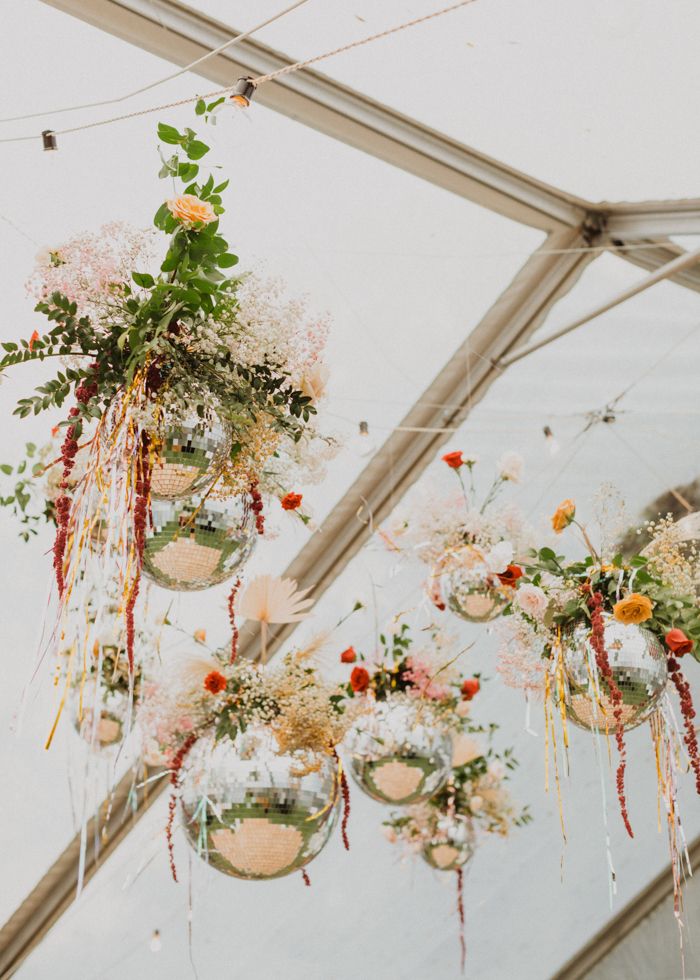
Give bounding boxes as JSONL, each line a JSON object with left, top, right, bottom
{"left": 542, "top": 425, "right": 560, "bottom": 457}
{"left": 150, "top": 930, "right": 162, "bottom": 953}
{"left": 42, "top": 130, "right": 58, "bottom": 151}
{"left": 350, "top": 420, "right": 377, "bottom": 458}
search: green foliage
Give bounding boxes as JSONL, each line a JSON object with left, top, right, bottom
{"left": 0, "top": 442, "right": 55, "bottom": 541}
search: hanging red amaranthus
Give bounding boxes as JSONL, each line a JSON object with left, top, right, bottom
{"left": 125, "top": 431, "right": 152, "bottom": 672}
{"left": 667, "top": 658, "right": 700, "bottom": 794}
{"left": 227, "top": 577, "right": 242, "bottom": 663}
{"left": 166, "top": 733, "right": 197, "bottom": 883}
{"left": 588, "top": 591, "right": 634, "bottom": 838}
{"left": 456, "top": 867, "right": 466, "bottom": 974}
{"left": 249, "top": 480, "right": 265, "bottom": 535}
{"left": 301, "top": 868, "right": 311, "bottom": 887}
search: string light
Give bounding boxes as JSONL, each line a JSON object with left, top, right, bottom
{"left": 149, "top": 929, "right": 162, "bottom": 953}
{"left": 352, "top": 420, "right": 377, "bottom": 457}
{"left": 542, "top": 425, "right": 560, "bottom": 457}
{"left": 41, "top": 130, "right": 57, "bottom": 151}
{"left": 230, "top": 77, "right": 257, "bottom": 108}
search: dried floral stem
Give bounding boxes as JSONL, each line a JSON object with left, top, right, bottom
{"left": 667, "top": 659, "right": 700, "bottom": 794}
{"left": 227, "top": 577, "right": 241, "bottom": 663}
{"left": 333, "top": 750, "right": 351, "bottom": 851}
{"left": 588, "top": 592, "right": 633, "bottom": 838}
{"left": 456, "top": 867, "right": 466, "bottom": 974}
{"left": 166, "top": 733, "right": 197, "bottom": 883}
{"left": 125, "top": 431, "right": 152, "bottom": 672}
{"left": 301, "top": 868, "right": 311, "bottom": 887}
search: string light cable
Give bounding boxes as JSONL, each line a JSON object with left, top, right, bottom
{"left": 0, "top": 0, "right": 481, "bottom": 145}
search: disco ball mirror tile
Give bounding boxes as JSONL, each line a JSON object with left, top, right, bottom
{"left": 142, "top": 494, "right": 257, "bottom": 591}
{"left": 347, "top": 697, "right": 452, "bottom": 805}
{"left": 70, "top": 683, "right": 129, "bottom": 751}
{"left": 181, "top": 729, "right": 340, "bottom": 880}
{"left": 150, "top": 415, "right": 231, "bottom": 501}
{"left": 562, "top": 614, "right": 668, "bottom": 732}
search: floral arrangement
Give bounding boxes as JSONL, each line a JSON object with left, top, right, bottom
{"left": 339, "top": 623, "right": 480, "bottom": 726}
{"left": 497, "top": 494, "right": 700, "bottom": 920}
{"left": 386, "top": 452, "right": 530, "bottom": 619}
{"left": 1, "top": 104, "right": 336, "bottom": 689}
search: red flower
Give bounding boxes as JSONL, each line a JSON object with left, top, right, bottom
{"left": 461, "top": 677, "right": 480, "bottom": 701}
{"left": 441, "top": 451, "right": 463, "bottom": 469}
{"left": 281, "top": 492, "right": 303, "bottom": 511}
{"left": 29, "top": 330, "right": 39, "bottom": 351}
{"left": 203, "top": 670, "right": 227, "bottom": 694}
{"left": 665, "top": 628, "right": 694, "bottom": 657}
{"left": 496, "top": 564, "right": 523, "bottom": 587}
{"left": 340, "top": 646, "right": 357, "bottom": 664}
{"left": 350, "top": 666, "right": 370, "bottom": 693}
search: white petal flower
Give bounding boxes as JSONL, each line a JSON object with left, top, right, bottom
{"left": 497, "top": 451, "right": 524, "bottom": 483}
{"left": 483, "top": 540, "right": 514, "bottom": 574}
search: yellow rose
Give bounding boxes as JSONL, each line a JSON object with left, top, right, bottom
{"left": 551, "top": 499, "right": 576, "bottom": 534}
{"left": 166, "top": 194, "right": 216, "bottom": 227}
{"left": 613, "top": 592, "right": 654, "bottom": 626}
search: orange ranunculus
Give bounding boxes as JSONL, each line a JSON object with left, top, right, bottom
{"left": 203, "top": 670, "right": 227, "bottom": 694}
{"left": 350, "top": 666, "right": 370, "bottom": 693}
{"left": 29, "top": 330, "right": 40, "bottom": 351}
{"left": 665, "top": 628, "right": 694, "bottom": 656}
{"left": 166, "top": 194, "right": 217, "bottom": 227}
{"left": 496, "top": 564, "right": 523, "bottom": 587}
{"left": 442, "top": 451, "right": 464, "bottom": 469}
{"left": 281, "top": 492, "right": 303, "bottom": 511}
{"left": 461, "top": 677, "right": 480, "bottom": 701}
{"left": 613, "top": 593, "right": 654, "bottom": 626}
{"left": 340, "top": 646, "right": 357, "bottom": 664}
{"left": 551, "top": 499, "right": 576, "bottom": 534}
{"left": 194, "top": 629, "right": 207, "bottom": 643}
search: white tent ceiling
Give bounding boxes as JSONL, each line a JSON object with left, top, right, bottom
{"left": 1, "top": 2, "right": 699, "bottom": 978}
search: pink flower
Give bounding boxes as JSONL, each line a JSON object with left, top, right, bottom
{"left": 515, "top": 583, "right": 548, "bottom": 621}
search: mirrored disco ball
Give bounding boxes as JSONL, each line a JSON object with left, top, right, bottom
{"left": 445, "top": 572, "right": 507, "bottom": 624}
{"left": 181, "top": 728, "right": 340, "bottom": 880}
{"left": 150, "top": 415, "right": 231, "bottom": 501}
{"left": 422, "top": 838, "right": 474, "bottom": 872}
{"left": 71, "top": 685, "right": 129, "bottom": 751}
{"left": 142, "top": 494, "right": 256, "bottom": 591}
{"left": 347, "top": 697, "right": 452, "bottom": 806}
{"left": 563, "top": 614, "right": 667, "bottom": 732}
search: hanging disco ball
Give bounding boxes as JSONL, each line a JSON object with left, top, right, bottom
{"left": 562, "top": 614, "right": 668, "bottom": 732}
{"left": 180, "top": 728, "right": 340, "bottom": 880}
{"left": 71, "top": 683, "right": 130, "bottom": 751}
{"left": 142, "top": 494, "right": 257, "bottom": 591}
{"left": 422, "top": 837, "right": 474, "bottom": 872}
{"left": 150, "top": 415, "right": 231, "bottom": 501}
{"left": 435, "top": 546, "right": 510, "bottom": 623}
{"left": 346, "top": 697, "right": 452, "bottom": 806}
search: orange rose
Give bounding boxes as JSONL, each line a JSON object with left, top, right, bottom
{"left": 551, "top": 499, "right": 576, "bottom": 534}
{"left": 350, "top": 666, "right": 370, "bottom": 693}
{"left": 613, "top": 593, "right": 654, "bottom": 626}
{"left": 496, "top": 564, "right": 523, "bottom": 587}
{"left": 281, "top": 492, "right": 303, "bottom": 511}
{"left": 203, "top": 670, "right": 227, "bottom": 694}
{"left": 340, "top": 646, "right": 357, "bottom": 664}
{"left": 442, "top": 451, "right": 463, "bottom": 469}
{"left": 665, "top": 628, "right": 694, "bottom": 656}
{"left": 167, "top": 194, "right": 217, "bottom": 227}
{"left": 194, "top": 629, "right": 207, "bottom": 643}
{"left": 29, "top": 330, "right": 40, "bottom": 351}
{"left": 461, "top": 677, "right": 480, "bottom": 701}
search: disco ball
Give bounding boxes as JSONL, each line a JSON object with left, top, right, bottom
{"left": 562, "top": 614, "right": 668, "bottom": 732}
{"left": 347, "top": 697, "right": 452, "bottom": 805}
{"left": 180, "top": 728, "right": 340, "bottom": 880}
{"left": 445, "top": 575, "right": 508, "bottom": 624}
{"left": 71, "top": 684, "right": 129, "bottom": 750}
{"left": 150, "top": 415, "right": 231, "bottom": 501}
{"left": 421, "top": 837, "right": 474, "bottom": 872}
{"left": 142, "top": 494, "right": 257, "bottom": 591}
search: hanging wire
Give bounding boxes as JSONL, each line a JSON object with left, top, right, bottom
{"left": 0, "top": 0, "right": 312, "bottom": 124}
{"left": 0, "top": 0, "right": 480, "bottom": 145}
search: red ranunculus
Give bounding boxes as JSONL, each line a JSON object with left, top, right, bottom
{"left": 281, "top": 492, "right": 303, "bottom": 511}
{"left": 496, "top": 564, "right": 523, "bottom": 587}
{"left": 340, "top": 646, "right": 357, "bottom": 664}
{"left": 665, "top": 628, "right": 694, "bottom": 657}
{"left": 461, "top": 677, "right": 480, "bottom": 701}
{"left": 203, "top": 670, "right": 227, "bottom": 694}
{"left": 441, "top": 451, "right": 463, "bottom": 469}
{"left": 350, "top": 666, "right": 370, "bottom": 693}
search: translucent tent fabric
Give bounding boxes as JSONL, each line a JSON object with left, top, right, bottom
{"left": 182, "top": 0, "right": 700, "bottom": 201}
{"left": 0, "top": 0, "right": 538, "bottom": 926}
{"left": 2, "top": 1, "right": 700, "bottom": 978}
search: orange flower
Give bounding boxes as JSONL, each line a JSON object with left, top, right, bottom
{"left": 551, "top": 499, "right": 576, "bottom": 534}
{"left": 194, "top": 629, "right": 207, "bottom": 643}
{"left": 350, "top": 666, "right": 370, "bottom": 693}
{"left": 340, "top": 646, "right": 357, "bottom": 664}
{"left": 441, "top": 451, "right": 463, "bottom": 469}
{"left": 665, "top": 628, "right": 694, "bottom": 656}
{"left": 496, "top": 564, "right": 523, "bottom": 587}
{"left": 613, "top": 593, "right": 654, "bottom": 626}
{"left": 203, "top": 670, "right": 227, "bottom": 694}
{"left": 461, "top": 677, "right": 480, "bottom": 701}
{"left": 280, "top": 492, "right": 303, "bottom": 511}
{"left": 29, "top": 330, "right": 39, "bottom": 351}
{"left": 167, "top": 194, "right": 216, "bottom": 227}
